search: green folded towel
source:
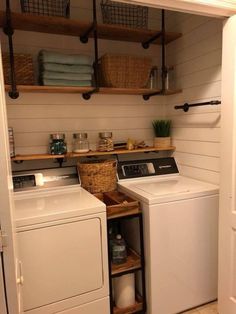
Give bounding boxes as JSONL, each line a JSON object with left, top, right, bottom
{"left": 41, "top": 71, "right": 92, "bottom": 81}
{"left": 40, "top": 63, "right": 94, "bottom": 74}
{"left": 39, "top": 50, "right": 93, "bottom": 65}
{"left": 41, "top": 78, "right": 92, "bottom": 87}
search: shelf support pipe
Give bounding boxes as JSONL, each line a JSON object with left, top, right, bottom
{"left": 82, "top": 0, "right": 99, "bottom": 100}
{"left": 3, "top": 0, "right": 19, "bottom": 99}
{"left": 142, "top": 30, "right": 162, "bottom": 49}
{"left": 143, "top": 9, "right": 166, "bottom": 100}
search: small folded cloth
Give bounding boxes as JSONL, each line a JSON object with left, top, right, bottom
{"left": 38, "top": 50, "right": 93, "bottom": 66}
{"left": 40, "top": 79, "right": 92, "bottom": 87}
{"left": 40, "top": 63, "right": 94, "bottom": 74}
{"left": 40, "top": 71, "right": 92, "bottom": 81}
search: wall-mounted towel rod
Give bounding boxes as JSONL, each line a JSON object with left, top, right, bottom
{"left": 174, "top": 100, "right": 221, "bottom": 112}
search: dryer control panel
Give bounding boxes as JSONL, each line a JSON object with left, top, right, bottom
{"left": 117, "top": 157, "right": 179, "bottom": 180}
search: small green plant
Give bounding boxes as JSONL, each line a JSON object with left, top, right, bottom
{"left": 152, "top": 120, "right": 171, "bottom": 137}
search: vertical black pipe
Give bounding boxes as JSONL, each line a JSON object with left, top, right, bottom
{"left": 4, "top": 0, "right": 19, "bottom": 99}
{"left": 161, "top": 9, "right": 166, "bottom": 93}
{"left": 93, "top": 0, "right": 99, "bottom": 89}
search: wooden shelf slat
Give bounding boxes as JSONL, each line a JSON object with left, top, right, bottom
{"left": 111, "top": 248, "right": 141, "bottom": 276}
{"left": 11, "top": 146, "right": 176, "bottom": 162}
{"left": 113, "top": 294, "right": 143, "bottom": 314}
{"left": 11, "top": 154, "right": 66, "bottom": 161}
{"left": 0, "top": 11, "right": 182, "bottom": 45}
{"left": 5, "top": 85, "right": 182, "bottom": 96}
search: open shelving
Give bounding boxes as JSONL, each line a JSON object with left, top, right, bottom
{"left": 113, "top": 294, "right": 143, "bottom": 314}
{"left": 111, "top": 248, "right": 142, "bottom": 276}
{"left": 0, "top": 11, "right": 181, "bottom": 45}
{"left": 11, "top": 146, "right": 176, "bottom": 162}
{"left": 5, "top": 85, "right": 182, "bottom": 96}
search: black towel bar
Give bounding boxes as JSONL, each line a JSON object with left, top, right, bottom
{"left": 174, "top": 100, "right": 221, "bottom": 112}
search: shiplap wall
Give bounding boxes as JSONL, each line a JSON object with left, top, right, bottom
{"left": 166, "top": 12, "right": 222, "bottom": 184}
{"left": 0, "top": 1, "right": 169, "bottom": 171}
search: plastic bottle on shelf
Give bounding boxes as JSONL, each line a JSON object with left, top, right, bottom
{"left": 112, "top": 234, "right": 127, "bottom": 265}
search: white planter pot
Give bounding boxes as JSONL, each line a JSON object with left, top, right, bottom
{"left": 154, "top": 137, "right": 171, "bottom": 148}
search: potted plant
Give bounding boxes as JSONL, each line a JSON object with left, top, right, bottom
{"left": 152, "top": 119, "right": 171, "bottom": 148}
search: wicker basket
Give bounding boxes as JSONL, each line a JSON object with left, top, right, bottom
{"left": 78, "top": 159, "right": 117, "bottom": 194}
{"left": 20, "top": 0, "right": 70, "bottom": 18}
{"left": 101, "top": 0, "right": 148, "bottom": 29}
{"left": 100, "top": 54, "right": 152, "bottom": 88}
{"left": 2, "top": 53, "right": 35, "bottom": 85}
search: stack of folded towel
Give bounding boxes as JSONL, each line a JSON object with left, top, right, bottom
{"left": 38, "top": 50, "right": 94, "bottom": 87}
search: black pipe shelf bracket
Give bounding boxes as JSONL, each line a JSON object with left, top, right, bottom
{"left": 143, "top": 9, "right": 166, "bottom": 101}
{"left": 4, "top": 0, "right": 19, "bottom": 99}
{"left": 81, "top": 0, "right": 100, "bottom": 100}
{"left": 174, "top": 100, "right": 221, "bottom": 112}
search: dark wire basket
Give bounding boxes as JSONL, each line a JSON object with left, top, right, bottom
{"left": 100, "top": 0, "right": 148, "bottom": 29}
{"left": 20, "top": 0, "right": 70, "bottom": 18}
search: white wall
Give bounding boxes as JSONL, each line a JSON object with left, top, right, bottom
{"left": 166, "top": 12, "right": 222, "bottom": 184}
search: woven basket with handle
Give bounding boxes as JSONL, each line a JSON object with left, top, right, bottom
{"left": 2, "top": 53, "right": 35, "bottom": 85}
{"left": 100, "top": 54, "right": 152, "bottom": 88}
{"left": 77, "top": 159, "right": 117, "bottom": 194}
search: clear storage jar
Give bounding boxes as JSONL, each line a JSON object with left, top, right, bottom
{"left": 49, "top": 133, "right": 67, "bottom": 155}
{"left": 98, "top": 132, "right": 114, "bottom": 151}
{"left": 72, "top": 133, "right": 89, "bottom": 153}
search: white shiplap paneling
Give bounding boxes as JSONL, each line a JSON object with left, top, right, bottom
{"left": 166, "top": 12, "right": 222, "bottom": 184}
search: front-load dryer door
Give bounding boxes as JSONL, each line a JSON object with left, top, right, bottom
{"left": 16, "top": 213, "right": 108, "bottom": 313}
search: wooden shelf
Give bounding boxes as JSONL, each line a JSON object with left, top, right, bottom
{"left": 5, "top": 85, "right": 182, "bottom": 96}
{"left": 0, "top": 11, "right": 182, "bottom": 45}
{"left": 111, "top": 248, "right": 141, "bottom": 277}
{"left": 113, "top": 294, "right": 143, "bottom": 314}
{"left": 11, "top": 146, "right": 175, "bottom": 162}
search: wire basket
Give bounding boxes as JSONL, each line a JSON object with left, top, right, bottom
{"left": 20, "top": 0, "right": 70, "bottom": 18}
{"left": 100, "top": 54, "right": 152, "bottom": 88}
{"left": 101, "top": 0, "right": 148, "bottom": 29}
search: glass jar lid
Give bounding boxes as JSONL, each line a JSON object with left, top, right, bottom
{"left": 99, "top": 132, "right": 112, "bottom": 139}
{"left": 73, "top": 133, "right": 88, "bottom": 139}
{"left": 50, "top": 133, "right": 65, "bottom": 140}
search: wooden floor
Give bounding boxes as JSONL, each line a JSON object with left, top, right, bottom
{"left": 183, "top": 301, "right": 218, "bottom": 314}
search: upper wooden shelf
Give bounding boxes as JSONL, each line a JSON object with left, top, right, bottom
{"left": 11, "top": 146, "right": 175, "bottom": 161}
{"left": 5, "top": 85, "right": 182, "bottom": 96}
{"left": 0, "top": 11, "right": 182, "bottom": 45}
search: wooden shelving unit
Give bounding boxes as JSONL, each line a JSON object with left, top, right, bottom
{"left": 111, "top": 248, "right": 141, "bottom": 276}
{"left": 11, "top": 146, "right": 175, "bottom": 162}
{"left": 5, "top": 85, "right": 182, "bottom": 96}
{"left": 0, "top": 11, "right": 181, "bottom": 45}
{"left": 113, "top": 295, "right": 143, "bottom": 314}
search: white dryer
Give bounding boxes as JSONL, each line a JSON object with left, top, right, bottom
{"left": 117, "top": 157, "right": 219, "bottom": 314}
{"left": 13, "top": 167, "right": 109, "bottom": 314}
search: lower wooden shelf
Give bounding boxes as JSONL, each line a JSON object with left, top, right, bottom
{"left": 111, "top": 248, "right": 141, "bottom": 276}
{"left": 5, "top": 84, "right": 182, "bottom": 96}
{"left": 113, "top": 294, "right": 143, "bottom": 314}
{"left": 11, "top": 146, "right": 176, "bottom": 162}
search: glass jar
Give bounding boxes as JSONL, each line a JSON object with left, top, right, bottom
{"left": 98, "top": 132, "right": 114, "bottom": 151}
{"left": 72, "top": 133, "right": 89, "bottom": 153}
{"left": 49, "top": 133, "right": 67, "bottom": 155}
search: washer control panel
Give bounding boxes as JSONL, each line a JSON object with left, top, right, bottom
{"left": 117, "top": 157, "right": 179, "bottom": 180}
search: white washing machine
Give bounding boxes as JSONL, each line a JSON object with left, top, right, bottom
{"left": 13, "top": 167, "right": 109, "bottom": 314}
{"left": 117, "top": 157, "right": 219, "bottom": 314}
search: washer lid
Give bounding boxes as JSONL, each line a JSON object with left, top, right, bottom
{"left": 14, "top": 186, "right": 105, "bottom": 228}
{"left": 118, "top": 176, "right": 219, "bottom": 204}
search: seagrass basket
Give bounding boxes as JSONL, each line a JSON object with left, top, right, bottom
{"left": 100, "top": 54, "right": 152, "bottom": 88}
{"left": 77, "top": 159, "right": 117, "bottom": 194}
{"left": 2, "top": 53, "right": 35, "bottom": 85}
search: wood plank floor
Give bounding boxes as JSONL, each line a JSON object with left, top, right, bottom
{"left": 183, "top": 301, "right": 218, "bottom": 314}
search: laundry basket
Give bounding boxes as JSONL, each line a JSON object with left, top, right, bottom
{"left": 77, "top": 159, "right": 117, "bottom": 194}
